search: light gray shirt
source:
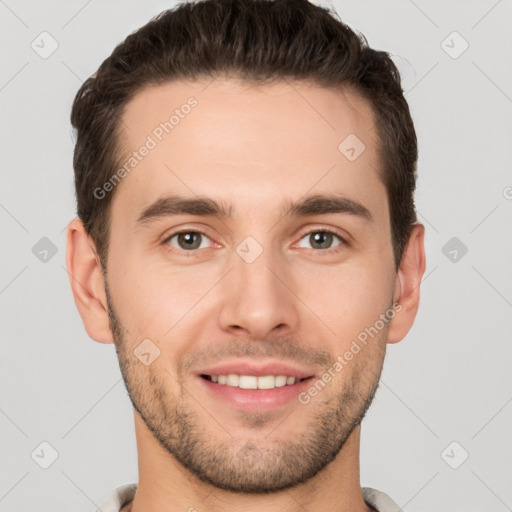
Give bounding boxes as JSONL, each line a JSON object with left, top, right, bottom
{"left": 94, "top": 483, "right": 404, "bottom": 512}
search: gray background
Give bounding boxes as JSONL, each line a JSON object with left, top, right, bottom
{"left": 1, "top": 1, "right": 511, "bottom": 511}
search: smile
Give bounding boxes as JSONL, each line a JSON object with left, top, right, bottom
{"left": 201, "top": 374, "right": 308, "bottom": 389}
{"left": 195, "top": 360, "right": 317, "bottom": 410}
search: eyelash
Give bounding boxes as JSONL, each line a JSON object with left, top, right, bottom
{"left": 161, "top": 228, "right": 348, "bottom": 255}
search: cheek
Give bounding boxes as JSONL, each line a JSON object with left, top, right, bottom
{"left": 294, "top": 260, "right": 394, "bottom": 341}
{"left": 107, "top": 256, "right": 215, "bottom": 350}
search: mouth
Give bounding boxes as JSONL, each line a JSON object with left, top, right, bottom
{"left": 195, "top": 361, "right": 316, "bottom": 411}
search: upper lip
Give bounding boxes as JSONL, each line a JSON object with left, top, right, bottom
{"left": 196, "top": 360, "right": 316, "bottom": 380}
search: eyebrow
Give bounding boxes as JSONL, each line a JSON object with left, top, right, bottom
{"left": 136, "top": 195, "right": 232, "bottom": 225}
{"left": 135, "top": 193, "right": 373, "bottom": 226}
{"left": 285, "top": 194, "right": 372, "bottom": 222}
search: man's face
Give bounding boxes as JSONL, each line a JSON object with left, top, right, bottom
{"left": 105, "top": 79, "right": 396, "bottom": 492}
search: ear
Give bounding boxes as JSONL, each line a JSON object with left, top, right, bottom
{"left": 387, "top": 223, "right": 426, "bottom": 344}
{"left": 65, "top": 218, "right": 114, "bottom": 344}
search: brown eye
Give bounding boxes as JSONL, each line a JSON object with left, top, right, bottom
{"left": 167, "top": 231, "right": 210, "bottom": 251}
{"left": 298, "top": 231, "right": 343, "bottom": 250}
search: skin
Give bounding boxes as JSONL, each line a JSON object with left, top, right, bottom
{"left": 66, "top": 78, "right": 426, "bottom": 512}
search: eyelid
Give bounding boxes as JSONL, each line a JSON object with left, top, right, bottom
{"left": 160, "top": 222, "right": 216, "bottom": 241}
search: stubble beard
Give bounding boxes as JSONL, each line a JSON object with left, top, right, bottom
{"left": 105, "top": 280, "right": 387, "bottom": 494}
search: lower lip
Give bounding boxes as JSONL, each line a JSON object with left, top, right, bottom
{"left": 198, "top": 376, "right": 314, "bottom": 411}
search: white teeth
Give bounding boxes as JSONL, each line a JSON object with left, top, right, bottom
{"left": 275, "top": 375, "right": 288, "bottom": 387}
{"left": 257, "top": 375, "right": 276, "bottom": 389}
{"left": 239, "top": 375, "right": 258, "bottom": 389}
{"left": 208, "top": 374, "right": 300, "bottom": 389}
{"left": 226, "top": 374, "right": 239, "bottom": 386}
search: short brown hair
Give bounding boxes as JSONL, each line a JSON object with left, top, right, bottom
{"left": 71, "top": 0, "right": 418, "bottom": 269}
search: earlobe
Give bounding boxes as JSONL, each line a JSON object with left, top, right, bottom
{"left": 387, "top": 223, "right": 426, "bottom": 344}
{"left": 65, "top": 218, "right": 114, "bottom": 344}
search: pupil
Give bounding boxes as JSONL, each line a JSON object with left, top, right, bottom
{"left": 311, "top": 232, "right": 332, "bottom": 249}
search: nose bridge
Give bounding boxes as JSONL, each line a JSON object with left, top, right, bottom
{"left": 217, "top": 236, "right": 299, "bottom": 337}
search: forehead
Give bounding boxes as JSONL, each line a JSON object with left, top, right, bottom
{"left": 118, "top": 78, "right": 377, "bottom": 156}
{"left": 112, "top": 78, "right": 385, "bottom": 223}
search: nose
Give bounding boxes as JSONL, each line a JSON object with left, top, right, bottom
{"left": 217, "top": 243, "right": 300, "bottom": 340}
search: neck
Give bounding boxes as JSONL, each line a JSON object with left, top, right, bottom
{"left": 127, "top": 412, "right": 373, "bottom": 512}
